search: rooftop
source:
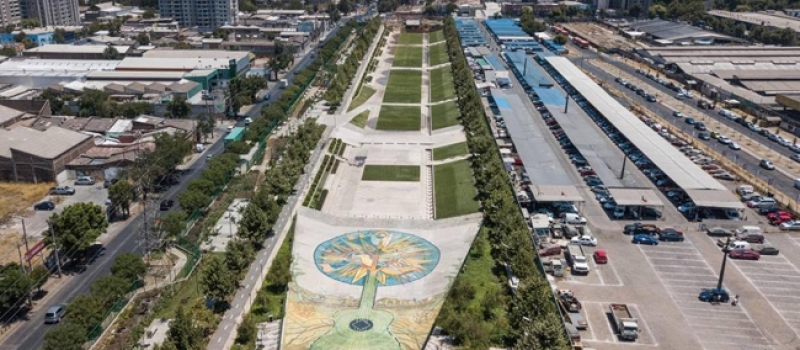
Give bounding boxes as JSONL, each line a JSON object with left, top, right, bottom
{"left": 0, "top": 104, "right": 26, "bottom": 126}
{"left": 25, "top": 44, "right": 130, "bottom": 54}
{"left": 0, "top": 126, "right": 91, "bottom": 159}
{"left": 0, "top": 59, "right": 119, "bottom": 72}
{"left": 546, "top": 56, "right": 742, "bottom": 209}
{"left": 142, "top": 50, "right": 249, "bottom": 60}
{"left": 628, "top": 19, "right": 742, "bottom": 42}
{"left": 709, "top": 10, "right": 800, "bottom": 33}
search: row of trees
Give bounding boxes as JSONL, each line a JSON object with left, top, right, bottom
{"left": 438, "top": 18, "right": 570, "bottom": 349}
{"left": 322, "top": 17, "right": 380, "bottom": 109}
{"left": 246, "top": 19, "right": 358, "bottom": 142}
{"left": 43, "top": 253, "right": 147, "bottom": 350}
{"left": 227, "top": 75, "right": 269, "bottom": 115}
{"left": 177, "top": 153, "right": 240, "bottom": 214}
{"left": 39, "top": 89, "right": 192, "bottom": 118}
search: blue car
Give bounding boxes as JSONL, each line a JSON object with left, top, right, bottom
{"left": 698, "top": 288, "right": 729, "bottom": 303}
{"left": 685, "top": 117, "right": 696, "bottom": 125}
{"left": 632, "top": 234, "right": 659, "bottom": 245}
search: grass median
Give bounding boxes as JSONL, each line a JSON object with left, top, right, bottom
{"left": 393, "top": 46, "right": 422, "bottom": 67}
{"left": 376, "top": 105, "right": 420, "bottom": 131}
{"left": 362, "top": 165, "right": 420, "bottom": 181}
{"left": 431, "top": 101, "right": 460, "bottom": 130}
{"left": 434, "top": 159, "right": 479, "bottom": 218}
{"left": 384, "top": 70, "right": 422, "bottom": 103}
{"left": 433, "top": 142, "right": 469, "bottom": 161}
{"left": 430, "top": 67, "right": 455, "bottom": 102}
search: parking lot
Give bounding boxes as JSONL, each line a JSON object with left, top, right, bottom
{"left": 7, "top": 181, "right": 109, "bottom": 240}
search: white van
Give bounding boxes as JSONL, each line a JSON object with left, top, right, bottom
{"left": 736, "top": 185, "right": 754, "bottom": 196}
{"left": 726, "top": 240, "right": 751, "bottom": 251}
{"left": 561, "top": 213, "right": 587, "bottom": 225}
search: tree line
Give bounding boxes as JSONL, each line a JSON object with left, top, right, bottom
{"left": 42, "top": 253, "right": 147, "bottom": 350}
{"left": 159, "top": 120, "right": 324, "bottom": 349}
{"left": 436, "top": 18, "right": 571, "bottom": 349}
{"left": 323, "top": 17, "right": 381, "bottom": 110}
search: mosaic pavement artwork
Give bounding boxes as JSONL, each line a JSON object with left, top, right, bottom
{"left": 281, "top": 212, "right": 480, "bottom": 350}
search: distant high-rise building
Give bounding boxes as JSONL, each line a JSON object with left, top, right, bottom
{"left": 0, "top": 0, "right": 22, "bottom": 27}
{"left": 21, "top": 0, "right": 80, "bottom": 26}
{"left": 158, "top": 0, "right": 238, "bottom": 30}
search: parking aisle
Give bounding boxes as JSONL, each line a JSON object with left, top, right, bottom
{"left": 638, "top": 239, "right": 773, "bottom": 350}
{"left": 721, "top": 238, "right": 800, "bottom": 335}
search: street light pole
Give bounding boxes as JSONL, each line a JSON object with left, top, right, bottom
{"left": 717, "top": 236, "right": 732, "bottom": 290}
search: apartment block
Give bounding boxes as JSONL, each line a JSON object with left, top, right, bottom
{"left": 21, "top": 0, "right": 80, "bottom": 26}
{"left": 0, "top": 0, "right": 21, "bottom": 27}
{"left": 158, "top": 0, "right": 237, "bottom": 30}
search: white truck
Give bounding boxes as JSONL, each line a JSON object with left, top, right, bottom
{"left": 566, "top": 244, "right": 589, "bottom": 275}
{"left": 279, "top": 79, "right": 288, "bottom": 89}
{"left": 610, "top": 303, "right": 639, "bottom": 341}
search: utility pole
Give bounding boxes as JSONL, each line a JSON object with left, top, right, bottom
{"left": 49, "top": 223, "right": 62, "bottom": 278}
{"left": 619, "top": 155, "right": 627, "bottom": 180}
{"left": 21, "top": 219, "right": 31, "bottom": 272}
{"left": 16, "top": 243, "right": 31, "bottom": 307}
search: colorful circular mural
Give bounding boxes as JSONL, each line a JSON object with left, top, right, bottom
{"left": 313, "top": 230, "right": 440, "bottom": 287}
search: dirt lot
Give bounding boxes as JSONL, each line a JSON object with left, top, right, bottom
{"left": 0, "top": 182, "right": 54, "bottom": 222}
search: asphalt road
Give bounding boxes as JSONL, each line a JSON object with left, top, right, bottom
{"left": 575, "top": 53, "right": 800, "bottom": 203}
{"left": 0, "top": 21, "right": 345, "bottom": 350}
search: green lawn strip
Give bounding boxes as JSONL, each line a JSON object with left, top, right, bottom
{"left": 393, "top": 46, "right": 423, "bottom": 67}
{"left": 433, "top": 142, "right": 469, "bottom": 161}
{"left": 350, "top": 110, "right": 369, "bottom": 128}
{"left": 430, "top": 67, "right": 455, "bottom": 102}
{"left": 428, "top": 43, "right": 449, "bottom": 66}
{"left": 376, "top": 105, "right": 420, "bottom": 131}
{"left": 397, "top": 32, "right": 423, "bottom": 45}
{"left": 362, "top": 165, "right": 420, "bottom": 181}
{"left": 348, "top": 86, "right": 376, "bottom": 112}
{"left": 383, "top": 70, "right": 422, "bottom": 103}
{"left": 428, "top": 31, "right": 444, "bottom": 43}
{"left": 434, "top": 159, "right": 479, "bottom": 218}
{"left": 249, "top": 218, "right": 295, "bottom": 323}
{"left": 431, "top": 101, "right": 460, "bottom": 130}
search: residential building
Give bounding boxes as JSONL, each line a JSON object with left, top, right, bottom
{"left": 158, "top": 0, "right": 238, "bottom": 30}
{"left": 21, "top": 0, "right": 80, "bottom": 26}
{"left": 0, "top": 0, "right": 21, "bottom": 27}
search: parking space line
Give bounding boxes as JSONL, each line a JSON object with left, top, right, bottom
{"left": 628, "top": 304, "right": 658, "bottom": 347}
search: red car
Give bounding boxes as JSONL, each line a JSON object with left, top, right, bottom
{"left": 580, "top": 169, "right": 596, "bottom": 176}
{"left": 729, "top": 249, "right": 760, "bottom": 260}
{"left": 768, "top": 211, "right": 792, "bottom": 225}
{"left": 539, "top": 245, "right": 562, "bottom": 257}
{"left": 593, "top": 250, "right": 608, "bottom": 264}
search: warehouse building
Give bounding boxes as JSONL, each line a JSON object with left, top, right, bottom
{"left": 0, "top": 126, "right": 93, "bottom": 182}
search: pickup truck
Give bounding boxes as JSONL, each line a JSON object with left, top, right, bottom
{"left": 558, "top": 290, "right": 587, "bottom": 330}
{"left": 610, "top": 303, "right": 639, "bottom": 341}
{"left": 566, "top": 244, "right": 590, "bottom": 275}
{"left": 50, "top": 186, "right": 76, "bottom": 195}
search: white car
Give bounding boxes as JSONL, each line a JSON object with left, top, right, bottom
{"left": 571, "top": 256, "right": 590, "bottom": 274}
{"left": 717, "top": 136, "right": 731, "bottom": 144}
{"left": 778, "top": 137, "right": 792, "bottom": 147}
{"left": 571, "top": 235, "right": 598, "bottom": 246}
{"left": 728, "top": 142, "right": 741, "bottom": 150}
{"left": 790, "top": 144, "right": 800, "bottom": 153}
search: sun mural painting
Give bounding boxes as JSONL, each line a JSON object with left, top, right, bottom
{"left": 310, "top": 229, "right": 440, "bottom": 350}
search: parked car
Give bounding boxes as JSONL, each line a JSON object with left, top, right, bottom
{"left": 672, "top": 111, "right": 684, "bottom": 118}
{"left": 728, "top": 142, "right": 741, "bottom": 150}
{"left": 658, "top": 228, "right": 685, "bottom": 242}
{"left": 571, "top": 235, "right": 598, "bottom": 246}
{"left": 593, "top": 250, "right": 608, "bottom": 264}
{"left": 753, "top": 244, "right": 780, "bottom": 256}
{"left": 706, "top": 227, "right": 732, "bottom": 237}
{"left": 44, "top": 305, "right": 66, "bottom": 324}
{"left": 74, "top": 176, "right": 95, "bottom": 186}
{"left": 760, "top": 159, "right": 775, "bottom": 170}
{"left": 34, "top": 201, "right": 56, "bottom": 211}
{"left": 729, "top": 249, "right": 760, "bottom": 260}
{"left": 780, "top": 220, "right": 800, "bottom": 231}
{"left": 699, "top": 288, "right": 730, "bottom": 303}
{"left": 49, "top": 186, "right": 75, "bottom": 195}
{"left": 768, "top": 211, "right": 793, "bottom": 225}
{"left": 640, "top": 207, "right": 663, "bottom": 219}
{"left": 632, "top": 234, "right": 659, "bottom": 245}
{"left": 539, "top": 245, "right": 562, "bottom": 257}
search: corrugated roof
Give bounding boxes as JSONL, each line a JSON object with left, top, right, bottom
{"left": 546, "top": 57, "right": 734, "bottom": 201}
{"left": 607, "top": 188, "right": 664, "bottom": 207}
{"left": 0, "top": 104, "right": 25, "bottom": 125}
{"left": 0, "top": 126, "right": 90, "bottom": 159}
